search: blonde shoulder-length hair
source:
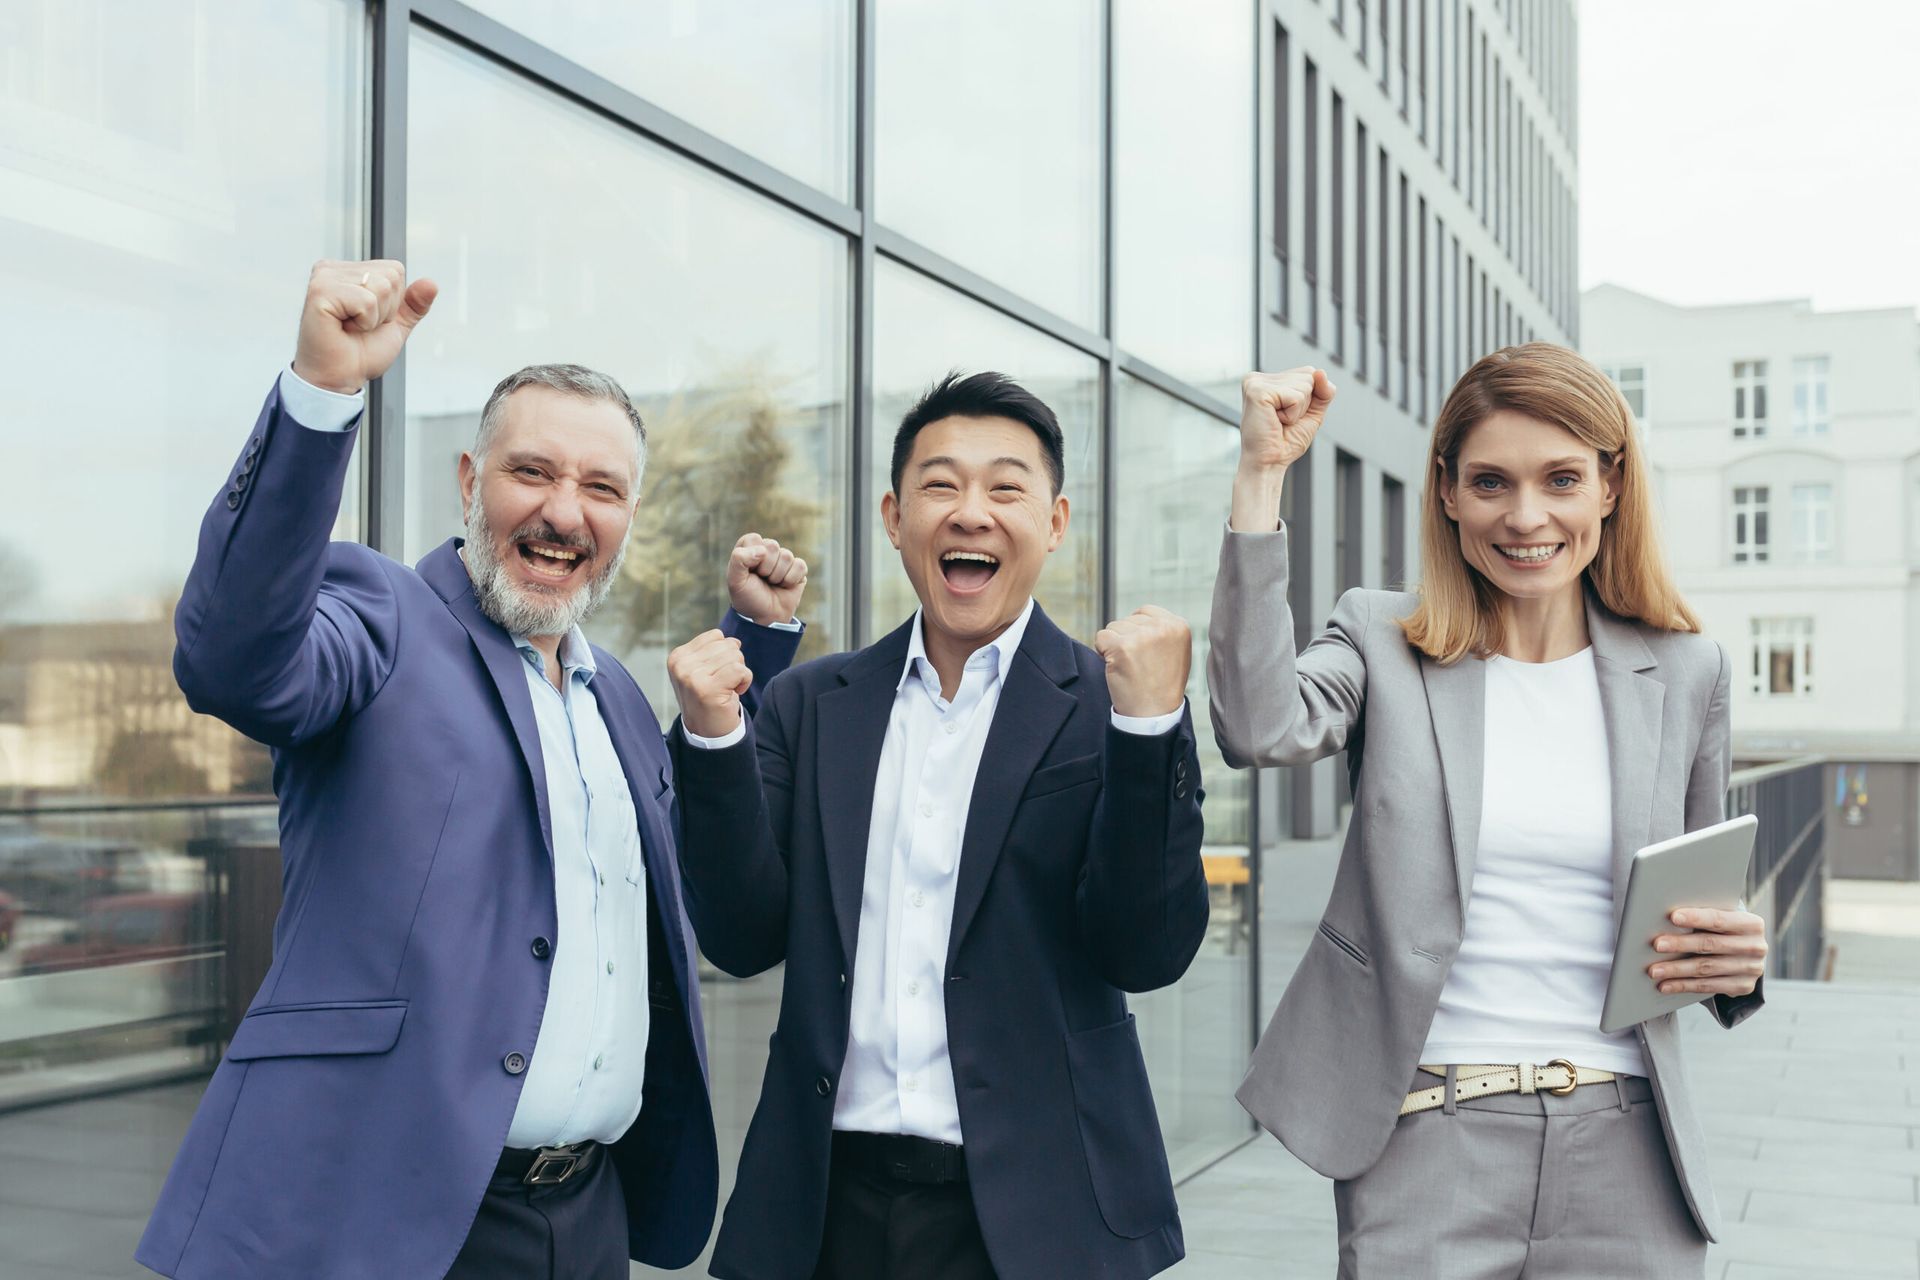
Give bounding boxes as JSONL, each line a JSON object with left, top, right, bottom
{"left": 1400, "top": 342, "right": 1700, "bottom": 663}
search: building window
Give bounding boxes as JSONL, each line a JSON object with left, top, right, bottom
{"left": 1377, "top": 147, "right": 1390, "bottom": 390}
{"left": 1732, "top": 359, "right": 1768, "bottom": 438}
{"left": 1331, "top": 92, "right": 1345, "bottom": 363}
{"left": 1601, "top": 363, "right": 1648, "bottom": 425}
{"left": 1274, "top": 22, "right": 1291, "bottom": 323}
{"left": 1304, "top": 58, "right": 1319, "bottom": 345}
{"left": 1383, "top": 473, "right": 1406, "bottom": 587}
{"left": 1750, "top": 618, "right": 1814, "bottom": 698}
{"left": 1731, "top": 485, "right": 1771, "bottom": 564}
{"left": 1791, "top": 483, "right": 1833, "bottom": 563}
{"left": 1397, "top": 170, "right": 1410, "bottom": 410}
{"left": 1376, "top": 0, "right": 1387, "bottom": 86}
{"left": 1356, "top": 119, "right": 1369, "bottom": 379}
{"left": 1792, "top": 356, "right": 1830, "bottom": 436}
{"left": 1417, "top": 196, "right": 1429, "bottom": 422}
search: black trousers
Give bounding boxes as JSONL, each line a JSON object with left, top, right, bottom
{"left": 812, "top": 1136, "right": 998, "bottom": 1280}
{"left": 446, "top": 1148, "right": 629, "bottom": 1280}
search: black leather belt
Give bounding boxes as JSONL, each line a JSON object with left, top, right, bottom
{"left": 832, "top": 1130, "right": 968, "bottom": 1186}
{"left": 493, "top": 1140, "right": 602, "bottom": 1188}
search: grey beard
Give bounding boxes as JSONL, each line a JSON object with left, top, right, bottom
{"left": 462, "top": 486, "right": 627, "bottom": 639}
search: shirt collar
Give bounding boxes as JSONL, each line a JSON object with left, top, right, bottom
{"left": 513, "top": 625, "right": 597, "bottom": 684}
{"left": 898, "top": 598, "right": 1036, "bottom": 695}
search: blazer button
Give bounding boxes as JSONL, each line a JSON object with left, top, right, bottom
{"left": 1175, "top": 759, "right": 1188, "bottom": 782}
{"left": 815, "top": 1076, "right": 833, "bottom": 1097}
{"left": 225, "top": 491, "right": 241, "bottom": 510}
{"left": 233, "top": 470, "right": 251, "bottom": 490}
{"left": 1175, "top": 781, "right": 1190, "bottom": 800}
{"left": 530, "top": 936, "right": 552, "bottom": 960}
{"left": 503, "top": 1052, "right": 527, "bottom": 1075}
{"left": 838, "top": 972, "right": 847, "bottom": 989}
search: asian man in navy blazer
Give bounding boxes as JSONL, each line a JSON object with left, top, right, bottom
{"left": 136, "top": 260, "right": 807, "bottom": 1279}
{"left": 664, "top": 372, "right": 1210, "bottom": 1280}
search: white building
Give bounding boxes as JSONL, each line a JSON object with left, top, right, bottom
{"left": 1582, "top": 284, "right": 1920, "bottom": 878}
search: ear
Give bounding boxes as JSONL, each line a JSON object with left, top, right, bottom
{"left": 1045, "top": 493, "right": 1069, "bottom": 553}
{"left": 458, "top": 452, "right": 478, "bottom": 513}
{"left": 881, "top": 488, "right": 903, "bottom": 550}
{"left": 1599, "top": 456, "right": 1620, "bottom": 519}
{"left": 1435, "top": 455, "right": 1460, "bottom": 521}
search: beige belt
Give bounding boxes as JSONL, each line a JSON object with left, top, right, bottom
{"left": 1398, "top": 1060, "right": 1618, "bottom": 1117}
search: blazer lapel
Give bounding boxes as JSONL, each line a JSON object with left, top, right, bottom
{"left": 945, "top": 607, "right": 1077, "bottom": 968}
{"left": 816, "top": 618, "right": 917, "bottom": 969}
{"left": 419, "top": 539, "right": 555, "bottom": 864}
{"left": 1586, "top": 594, "right": 1664, "bottom": 923}
{"left": 1419, "top": 650, "right": 1486, "bottom": 922}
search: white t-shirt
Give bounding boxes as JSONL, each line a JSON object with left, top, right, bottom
{"left": 1419, "top": 647, "right": 1648, "bottom": 1077}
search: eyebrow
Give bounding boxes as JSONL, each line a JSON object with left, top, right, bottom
{"left": 916, "top": 455, "right": 1036, "bottom": 474}
{"left": 1463, "top": 456, "right": 1590, "bottom": 474}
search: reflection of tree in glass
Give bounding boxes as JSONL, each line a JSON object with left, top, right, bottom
{"left": 97, "top": 729, "right": 209, "bottom": 797}
{"left": 613, "top": 375, "right": 829, "bottom": 658}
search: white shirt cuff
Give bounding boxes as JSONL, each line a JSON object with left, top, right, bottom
{"left": 279, "top": 364, "right": 366, "bottom": 432}
{"left": 1110, "top": 699, "right": 1186, "bottom": 737}
{"left": 682, "top": 718, "right": 746, "bottom": 750}
{"left": 764, "top": 618, "right": 803, "bottom": 633}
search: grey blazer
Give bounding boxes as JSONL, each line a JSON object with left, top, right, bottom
{"left": 1209, "top": 525, "right": 1764, "bottom": 1242}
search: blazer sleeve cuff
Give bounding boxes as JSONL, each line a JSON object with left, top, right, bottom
{"left": 1710, "top": 979, "right": 1766, "bottom": 1029}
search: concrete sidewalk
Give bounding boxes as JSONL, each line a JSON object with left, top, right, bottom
{"left": 1173, "top": 879, "right": 1920, "bottom": 1278}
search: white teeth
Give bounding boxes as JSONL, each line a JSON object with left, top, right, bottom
{"left": 1497, "top": 544, "right": 1559, "bottom": 562}
{"left": 526, "top": 545, "right": 580, "bottom": 561}
{"left": 941, "top": 551, "right": 998, "bottom": 565}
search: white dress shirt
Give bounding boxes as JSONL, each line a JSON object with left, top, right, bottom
{"left": 282, "top": 364, "right": 654, "bottom": 1146}
{"left": 688, "top": 599, "right": 1182, "bottom": 1143}
{"left": 1421, "top": 647, "right": 1648, "bottom": 1077}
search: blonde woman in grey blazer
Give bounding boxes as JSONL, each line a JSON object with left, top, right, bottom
{"left": 1211, "top": 347, "right": 1766, "bottom": 1278}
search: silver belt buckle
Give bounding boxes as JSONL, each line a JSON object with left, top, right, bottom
{"left": 523, "top": 1144, "right": 585, "bottom": 1186}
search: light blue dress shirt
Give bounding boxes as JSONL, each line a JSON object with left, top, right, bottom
{"left": 280, "top": 364, "right": 652, "bottom": 1147}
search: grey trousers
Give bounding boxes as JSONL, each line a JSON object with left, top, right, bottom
{"left": 1333, "top": 1068, "right": 1707, "bottom": 1279}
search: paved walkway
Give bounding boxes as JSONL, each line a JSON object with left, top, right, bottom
{"left": 1173, "top": 879, "right": 1920, "bottom": 1279}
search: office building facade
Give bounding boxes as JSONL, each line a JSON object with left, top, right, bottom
{"left": 0, "top": 1, "right": 1576, "bottom": 1271}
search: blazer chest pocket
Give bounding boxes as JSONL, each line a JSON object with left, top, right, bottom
{"left": 1316, "top": 919, "right": 1371, "bottom": 968}
{"left": 1020, "top": 752, "right": 1102, "bottom": 803}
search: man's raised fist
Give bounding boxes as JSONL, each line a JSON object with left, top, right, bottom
{"left": 292, "top": 259, "right": 438, "bottom": 395}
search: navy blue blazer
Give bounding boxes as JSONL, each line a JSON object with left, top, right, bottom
{"left": 669, "top": 606, "right": 1209, "bottom": 1280}
{"left": 137, "top": 385, "right": 799, "bottom": 1279}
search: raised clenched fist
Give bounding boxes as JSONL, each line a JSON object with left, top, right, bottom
{"left": 292, "top": 259, "right": 438, "bottom": 395}
{"left": 1095, "top": 606, "right": 1192, "bottom": 719}
{"left": 1238, "top": 367, "right": 1336, "bottom": 473}
{"left": 726, "top": 533, "right": 808, "bottom": 627}
{"left": 668, "top": 629, "right": 753, "bottom": 740}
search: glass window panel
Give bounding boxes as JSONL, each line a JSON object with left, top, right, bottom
{"left": 407, "top": 34, "right": 850, "bottom": 1219}
{"left": 407, "top": 29, "right": 852, "bottom": 700}
{"left": 0, "top": 0, "right": 365, "bottom": 1239}
{"left": 1114, "top": 0, "right": 1253, "bottom": 399}
{"left": 460, "top": 0, "right": 853, "bottom": 198}
{"left": 876, "top": 0, "right": 1102, "bottom": 328}
{"left": 1113, "top": 375, "right": 1251, "bottom": 1179}
{"left": 868, "top": 261, "right": 1101, "bottom": 644}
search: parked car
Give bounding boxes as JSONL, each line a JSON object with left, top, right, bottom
{"left": 0, "top": 889, "right": 19, "bottom": 950}
{"left": 17, "top": 892, "right": 216, "bottom": 977}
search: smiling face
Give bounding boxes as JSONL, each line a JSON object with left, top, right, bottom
{"left": 1438, "top": 408, "right": 1618, "bottom": 605}
{"left": 881, "top": 414, "right": 1068, "bottom": 652}
{"left": 456, "top": 385, "right": 640, "bottom": 636}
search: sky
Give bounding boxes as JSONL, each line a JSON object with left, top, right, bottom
{"left": 1579, "top": 0, "right": 1920, "bottom": 313}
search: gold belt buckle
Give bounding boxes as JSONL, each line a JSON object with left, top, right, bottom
{"left": 1544, "top": 1057, "right": 1580, "bottom": 1097}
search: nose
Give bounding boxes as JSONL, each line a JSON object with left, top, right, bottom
{"left": 949, "top": 484, "right": 993, "bottom": 532}
{"left": 542, "top": 482, "right": 586, "bottom": 538}
{"left": 1505, "top": 487, "right": 1550, "bottom": 536}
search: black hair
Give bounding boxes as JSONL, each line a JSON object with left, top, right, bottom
{"left": 890, "top": 370, "right": 1066, "bottom": 497}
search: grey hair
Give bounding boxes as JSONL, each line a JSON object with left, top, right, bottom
{"left": 473, "top": 363, "right": 648, "bottom": 488}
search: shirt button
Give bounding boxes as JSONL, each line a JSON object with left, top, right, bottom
{"left": 911, "top": 891, "right": 925, "bottom": 908}
{"left": 598, "top": 871, "right": 606, "bottom": 886}
{"left": 904, "top": 1077, "right": 919, "bottom": 1093}
{"left": 907, "top": 981, "right": 919, "bottom": 997}
{"left": 606, "top": 961, "right": 615, "bottom": 974}
{"left": 503, "top": 1052, "right": 527, "bottom": 1075}
{"left": 944, "top": 721, "right": 958, "bottom": 735}
{"left": 919, "top": 801, "right": 934, "bottom": 818}
{"left": 593, "top": 1054, "right": 604, "bottom": 1071}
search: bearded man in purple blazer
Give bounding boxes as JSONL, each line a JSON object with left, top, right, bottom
{"left": 136, "top": 259, "right": 808, "bottom": 1279}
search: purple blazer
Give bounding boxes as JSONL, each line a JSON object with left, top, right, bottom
{"left": 136, "top": 385, "right": 799, "bottom": 1279}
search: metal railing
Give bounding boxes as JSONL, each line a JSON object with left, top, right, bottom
{"left": 1727, "top": 756, "right": 1826, "bottom": 981}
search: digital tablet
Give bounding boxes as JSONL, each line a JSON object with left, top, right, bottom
{"left": 1599, "top": 814, "right": 1759, "bottom": 1034}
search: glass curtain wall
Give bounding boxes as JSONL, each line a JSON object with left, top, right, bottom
{"left": 0, "top": 1, "right": 1267, "bottom": 1273}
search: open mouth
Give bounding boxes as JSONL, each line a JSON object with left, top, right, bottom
{"left": 516, "top": 540, "right": 588, "bottom": 584}
{"left": 939, "top": 549, "right": 1001, "bottom": 595}
{"left": 1495, "top": 542, "right": 1564, "bottom": 566}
